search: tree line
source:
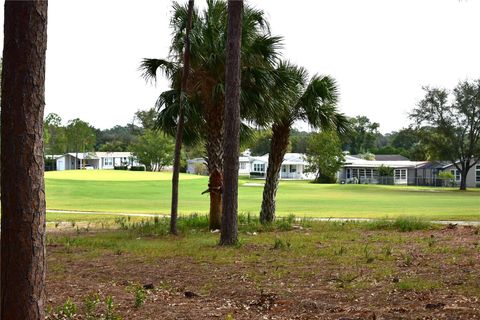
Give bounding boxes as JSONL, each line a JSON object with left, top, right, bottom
{"left": 43, "top": 109, "right": 184, "bottom": 172}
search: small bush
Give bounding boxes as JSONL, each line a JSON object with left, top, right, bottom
{"left": 130, "top": 166, "right": 146, "bottom": 171}
{"left": 83, "top": 293, "right": 100, "bottom": 320}
{"left": 273, "top": 238, "right": 291, "bottom": 250}
{"left": 114, "top": 165, "right": 128, "bottom": 170}
{"left": 127, "top": 285, "right": 147, "bottom": 308}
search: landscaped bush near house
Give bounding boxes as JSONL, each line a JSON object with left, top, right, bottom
{"left": 193, "top": 163, "right": 208, "bottom": 175}
{"left": 129, "top": 166, "right": 146, "bottom": 171}
{"left": 250, "top": 171, "right": 264, "bottom": 177}
{"left": 114, "top": 165, "right": 128, "bottom": 170}
{"left": 438, "top": 171, "right": 455, "bottom": 187}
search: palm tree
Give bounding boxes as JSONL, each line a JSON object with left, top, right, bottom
{"left": 170, "top": 0, "right": 194, "bottom": 235}
{"left": 1, "top": 0, "right": 48, "bottom": 318}
{"left": 141, "top": 0, "right": 281, "bottom": 230}
{"left": 259, "top": 62, "right": 349, "bottom": 224}
{"left": 220, "top": 0, "right": 243, "bottom": 245}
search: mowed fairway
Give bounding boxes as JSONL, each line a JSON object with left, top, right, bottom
{"left": 45, "top": 170, "right": 480, "bottom": 220}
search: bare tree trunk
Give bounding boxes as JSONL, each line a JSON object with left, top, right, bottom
{"left": 1, "top": 1, "right": 48, "bottom": 319}
{"left": 220, "top": 0, "right": 243, "bottom": 246}
{"left": 170, "top": 0, "right": 194, "bottom": 235}
{"left": 260, "top": 121, "right": 291, "bottom": 224}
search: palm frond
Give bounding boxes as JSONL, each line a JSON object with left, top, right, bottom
{"left": 139, "top": 58, "right": 178, "bottom": 83}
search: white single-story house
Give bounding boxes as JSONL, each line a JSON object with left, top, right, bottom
{"left": 187, "top": 152, "right": 315, "bottom": 180}
{"left": 338, "top": 155, "right": 430, "bottom": 185}
{"left": 55, "top": 152, "right": 139, "bottom": 171}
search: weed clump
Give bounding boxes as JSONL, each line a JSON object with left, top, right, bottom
{"left": 366, "top": 216, "right": 432, "bottom": 232}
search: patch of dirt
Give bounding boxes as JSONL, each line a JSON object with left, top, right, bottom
{"left": 46, "top": 226, "right": 480, "bottom": 319}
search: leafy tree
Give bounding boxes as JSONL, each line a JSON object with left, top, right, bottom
{"left": 65, "top": 119, "right": 96, "bottom": 169}
{"left": 131, "top": 129, "right": 174, "bottom": 171}
{"left": 220, "top": 0, "right": 243, "bottom": 245}
{"left": 1, "top": 1, "right": 48, "bottom": 317}
{"left": 260, "top": 62, "right": 349, "bottom": 224}
{"left": 44, "top": 113, "right": 67, "bottom": 155}
{"left": 410, "top": 81, "right": 480, "bottom": 190}
{"left": 134, "top": 108, "right": 157, "bottom": 131}
{"left": 290, "top": 130, "right": 310, "bottom": 153}
{"left": 378, "top": 164, "right": 394, "bottom": 176}
{"left": 95, "top": 125, "right": 138, "bottom": 151}
{"left": 246, "top": 130, "right": 272, "bottom": 156}
{"left": 391, "top": 128, "right": 419, "bottom": 150}
{"left": 305, "top": 131, "right": 344, "bottom": 183}
{"left": 141, "top": 0, "right": 281, "bottom": 230}
{"left": 343, "top": 116, "right": 380, "bottom": 154}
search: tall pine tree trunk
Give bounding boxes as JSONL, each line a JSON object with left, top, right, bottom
{"left": 260, "top": 121, "right": 291, "bottom": 224}
{"left": 1, "top": 1, "right": 48, "bottom": 319}
{"left": 170, "top": 0, "right": 194, "bottom": 235}
{"left": 220, "top": 0, "right": 243, "bottom": 245}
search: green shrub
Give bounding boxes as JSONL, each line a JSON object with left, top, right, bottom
{"left": 273, "top": 238, "right": 291, "bottom": 250}
{"left": 129, "top": 166, "right": 146, "bottom": 171}
{"left": 366, "top": 216, "right": 432, "bottom": 232}
{"left": 114, "top": 165, "right": 128, "bottom": 170}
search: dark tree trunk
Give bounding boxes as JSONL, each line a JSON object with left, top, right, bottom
{"left": 260, "top": 121, "right": 291, "bottom": 224}
{"left": 170, "top": 0, "right": 194, "bottom": 235}
{"left": 1, "top": 1, "right": 48, "bottom": 319}
{"left": 459, "top": 161, "right": 469, "bottom": 191}
{"left": 220, "top": 0, "right": 243, "bottom": 246}
{"left": 205, "top": 99, "right": 224, "bottom": 230}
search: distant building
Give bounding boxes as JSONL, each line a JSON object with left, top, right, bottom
{"left": 186, "top": 152, "right": 315, "bottom": 180}
{"left": 55, "top": 152, "right": 140, "bottom": 171}
{"left": 338, "top": 154, "right": 429, "bottom": 185}
{"left": 338, "top": 154, "right": 480, "bottom": 187}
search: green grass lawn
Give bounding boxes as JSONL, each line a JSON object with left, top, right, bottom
{"left": 45, "top": 170, "right": 480, "bottom": 221}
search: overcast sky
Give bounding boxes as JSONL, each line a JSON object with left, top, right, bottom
{"left": 2, "top": 0, "right": 480, "bottom": 133}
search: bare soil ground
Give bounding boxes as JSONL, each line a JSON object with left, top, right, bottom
{"left": 46, "top": 224, "right": 480, "bottom": 320}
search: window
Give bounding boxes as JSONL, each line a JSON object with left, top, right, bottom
{"left": 253, "top": 163, "right": 265, "bottom": 172}
{"left": 359, "top": 168, "right": 365, "bottom": 178}
{"left": 395, "top": 169, "right": 407, "bottom": 180}
{"left": 346, "top": 169, "right": 351, "bottom": 179}
{"left": 352, "top": 168, "right": 359, "bottom": 178}
{"left": 240, "top": 162, "right": 246, "bottom": 170}
{"left": 104, "top": 157, "right": 113, "bottom": 166}
{"left": 290, "top": 165, "right": 296, "bottom": 173}
{"left": 450, "top": 169, "right": 461, "bottom": 181}
{"left": 365, "top": 169, "right": 372, "bottom": 178}
{"left": 476, "top": 165, "right": 480, "bottom": 182}
{"left": 282, "top": 166, "right": 287, "bottom": 173}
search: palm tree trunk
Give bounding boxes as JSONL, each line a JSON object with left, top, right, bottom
{"left": 205, "top": 104, "right": 224, "bottom": 230}
{"left": 170, "top": 0, "right": 194, "bottom": 235}
{"left": 1, "top": 1, "right": 48, "bottom": 318}
{"left": 260, "top": 121, "right": 291, "bottom": 224}
{"left": 220, "top": 0, "right": 243, "bottom": 246}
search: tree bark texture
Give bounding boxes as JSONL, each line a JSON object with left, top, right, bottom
{"left": 220, "top": 0, "right": 243, "bottom": 245}
{"left": 170, "top": 0, "right": 194, "bottom": 235}
{"left": 1, "top": 1, "right": 48, "bottom": 319}
{"left": 260, "top": 121, "right": 291, "bottom": 224}
{"left": 205, "top": 101, "right": 224, "bottom": 230}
